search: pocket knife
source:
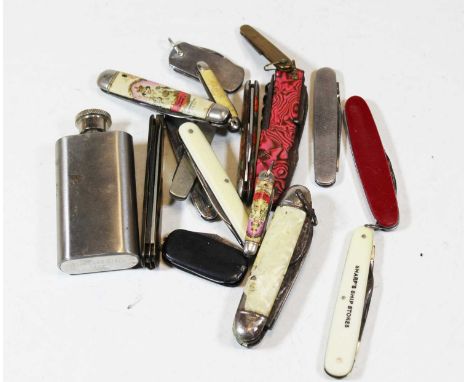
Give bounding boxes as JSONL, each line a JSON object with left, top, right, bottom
{"left": 97, "top": 69, "right": 230, "bottom": 125}
{"left": 168, "top": 38, "right": 244, "bottom": 93}
{"left": 313, "top": 67, "right": 341, "bottom": 187}
{"left": 233, "top": 185, "right": 317, "bottom": 347}
{"left": 178, "top": 122, "right": 248, "bottom": 245}
{"left": 240, "top": 25, "right": 308, "bottom": 206}
{"left": 140, "top": 115, "right": 164, "bottom": 269}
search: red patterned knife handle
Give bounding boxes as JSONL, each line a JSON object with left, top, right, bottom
{"left": 256, "top": 69, "right": 308, "bottom": 207}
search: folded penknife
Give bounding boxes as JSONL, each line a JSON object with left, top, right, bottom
{"left": 345, "top": 96, "right": 399, "bottom": 230}
{"left": 237, "top": 80, "right": 260, "bottom": 205}
{"left": 164, "top": 115, "right": 218, "bottom": 221}
{"left": 162, "top": 229, "right": 248, "bottom": 286}
{"left": 97, "top": 69, "right": 230, "bottom": 125}
{"left": 178, "top": 122, "right": 248, "bottom": 245}
{"left": 168, "top": 38, "right": 245, "bottom": 93}
{"left": 313, "top": 68, "right": 341, "bottom": 187}
{"left": 240, "top": 25, "right": 308, "bottom": 206}
{"left": 324, "top": 227, "right": 374, "bottom": 378}
{"left": 140, "top": 115, "right": 165, "bottom": 269}
{"left": 233, "top": 185, "right": 317, "bottom": 347}
{"left": 168, "top": 63, "right": 241, "bottom": 201}
{"left": 196, "top": 61, "right": 241, "bottom": 132}
{"left": 243, "top": 165, "right": 275, "bottom": 257}
{"left": 324, "top": 96, "right": 399, "bottom": 378}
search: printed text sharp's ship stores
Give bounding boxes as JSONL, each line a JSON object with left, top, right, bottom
{"left": 344, "top": 265, "right": 360, "bottom": 328}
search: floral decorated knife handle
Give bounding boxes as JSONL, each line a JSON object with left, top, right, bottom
{"left": 97, "top": 70, "right": 230, "bottom": 125}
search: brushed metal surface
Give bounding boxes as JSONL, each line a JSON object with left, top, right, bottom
{"left": 56, "top": 130, "right": 139, "bottom": 274}
{"left": 169, "top": 42, "right": 244, "bottom": 93}
{"left": 313, "top": 67, "right": 341, "bottom": 187}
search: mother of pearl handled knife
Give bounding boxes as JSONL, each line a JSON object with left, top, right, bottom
{"left": 233, "top": 185, "right": 317, "bottom": 347}
{"left": 97, "top": 70, "right": 230, "bottom": 125}
{"left": 179, "top": 122, "right": 248, "bottom": 245}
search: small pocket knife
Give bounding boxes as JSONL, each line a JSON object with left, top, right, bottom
{"left": 168, "top": 39, "right": 245, "bottom": 93}
{"left": 164, "top": 115, "right": 218, "bottom": 221}
{"left": 97, "top": 69, "right": 230, "bottom": 125}
{"left": 178, "top": 122, "right": 248, "bottom": 245}
{"left": 240, "top": 25, "right": 308, "bottom": 206}
{"left": 196, "top": 61, "right": 241, "bottom": 132}
{"left": 345, "top": 96, "right": 399, "bottom": 230}
{"left": 233, "top": 185, "right": 317, "bottom": 347}
{"left": 140, "top": 115, "right": 164, "bottom": 269}
{"left": 324, "top": 227, "right": 375, "bottom": 378}
{"left": 162, "top": 229, "right": 248, "bottom": 286}
{"left": 237, "top": 80, "right": 260, "bottom": 205}
{"left": 313, "top": 67, "right": 341, "bottom": 187}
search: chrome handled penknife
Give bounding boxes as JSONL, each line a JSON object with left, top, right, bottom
{"left": 233, "top": 185, "right": 317, "bottom": 347}
{"left": 313, "top": 67, "right": 341, "bottom": 187}
{"left": 324, "top": 227, "right": 375, "bottom": 378}
{"left": 168, "top": 38, "right": 245, "bottom": 93}
{"left": 97, "top": 69, "right": 230, "bottom": 125}
{"left": 179, "top": 122, "right": 248, "bottom": 245}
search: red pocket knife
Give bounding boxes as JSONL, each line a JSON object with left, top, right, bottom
{"left": 345, "top": 96, "right": 399, "bottom": 230}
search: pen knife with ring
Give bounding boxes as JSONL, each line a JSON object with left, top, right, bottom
{"left": 324, "top": 96, "right": 399, "bottom": 378}
{"left": 168, "top": 38, "right": 244, "bottom": 93}
{"left": 240, "top": 25, "right": 308, "bottom": 206}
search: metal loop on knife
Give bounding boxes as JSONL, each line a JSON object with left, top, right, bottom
{"left": 364, "top": 222, "right": 391, "bottom": 232}
{"left": 168, "top": 37, "right": 183, "bottom": 56}
{"left": 263, "top": 59, "right": 294, "bottom": 72}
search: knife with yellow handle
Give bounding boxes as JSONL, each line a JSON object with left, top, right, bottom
{"left": 196, "top": 61, "right": 241, "bottom": 132}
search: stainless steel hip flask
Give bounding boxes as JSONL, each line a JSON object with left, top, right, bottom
{"left": 56, "top": 109, "right": 139, "bottom": 274}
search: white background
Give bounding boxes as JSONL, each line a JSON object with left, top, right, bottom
{"left": 4, "top": 0, "right": 463, "bottom": 381}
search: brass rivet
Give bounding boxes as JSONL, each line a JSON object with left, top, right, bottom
{"left": 188, "top": 129, "right": 193, "bottom": 134}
